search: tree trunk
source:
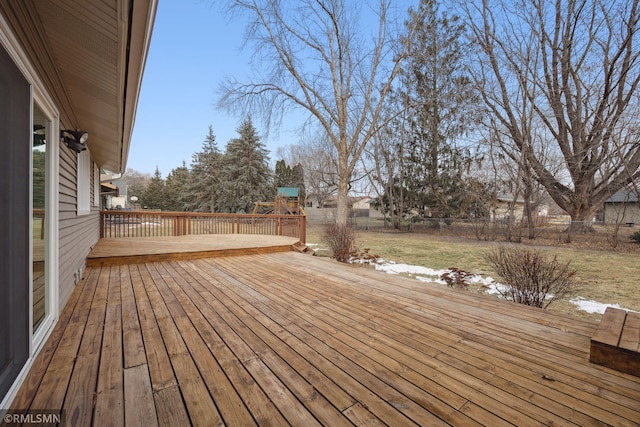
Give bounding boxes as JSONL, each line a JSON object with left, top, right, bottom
{"left": 569, "top": 206, "right": 597, "bottom": 233}
{"left": 336, "top": 178, "right": 350, "bottom": 226}
{"left": 523, "top": 174, "right": 535, "bottom": 240}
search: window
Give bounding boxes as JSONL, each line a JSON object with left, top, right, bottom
{"left": 77, "top": 150, "right": 90, "bottom": 215}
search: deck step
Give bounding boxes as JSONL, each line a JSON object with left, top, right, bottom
{"left": 292, "top": 242, "right": 315, "bottom": 255}
{"left": 590, "top": 307, "right": 640, "bottom": 376}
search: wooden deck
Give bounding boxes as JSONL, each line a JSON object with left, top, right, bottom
{"left": 8, "top": 243, "right": 640, "bottom": 425}
{"left": 86, "top": 235, "right": 300, "bottom": 266}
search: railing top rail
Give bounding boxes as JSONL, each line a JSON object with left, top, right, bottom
{"left": 100, "top": 210, "right": 306, "bottom": 219}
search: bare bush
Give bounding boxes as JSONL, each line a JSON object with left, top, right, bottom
{"left": 485, "top": 246, "right": 579, "bottom": 309}
{"left": 322, "top": 223, "right": 357, "bottom": 263}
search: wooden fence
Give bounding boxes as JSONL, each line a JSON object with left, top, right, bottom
{"left": 100, "top": 211, "right": 306, "bottom": 243}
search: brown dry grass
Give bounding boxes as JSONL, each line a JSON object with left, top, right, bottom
{"left": 306, "top": 223, "right": 640, "bottom": 320}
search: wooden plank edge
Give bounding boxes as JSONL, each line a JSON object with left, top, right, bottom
{"left": 590, "top": 341, "right": 640, "bottom": 377}
{"left": 619, "top": 311, "right": 640, "bottom": 353}
{"left": 86, "top": 245, "right": 295, "bottom": 267}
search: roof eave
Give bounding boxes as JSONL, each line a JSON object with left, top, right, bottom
{"left": 117, "top": 0, "right": 157, "bottom": 174}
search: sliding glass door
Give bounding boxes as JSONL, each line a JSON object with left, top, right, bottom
{"left": 0, "top": 42, "right": 30, "bottom": 404}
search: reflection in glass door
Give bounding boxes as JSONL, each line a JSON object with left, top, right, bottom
{"left": 32, "top": 105, "right": 48, "bottom": 332}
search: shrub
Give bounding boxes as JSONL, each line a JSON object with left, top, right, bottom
{"left": 631, "top": 231, "right": 640, "bottom": 244}
{"left": 485, "top": 246, "right": 579, "bottom": 309}
{"left": 322, "top": 223, "right": 357, "bottom": 263}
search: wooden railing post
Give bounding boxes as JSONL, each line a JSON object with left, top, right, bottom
{"left": 100, "top": 211, "right": 104, "bottom": 238}
{"left": 300, "top": 215, "right": 307, "bottom": 244}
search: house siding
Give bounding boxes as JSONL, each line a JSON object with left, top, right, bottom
{"left": 57, "top": 141, "right": 100, "bottom": 311}
{"left": 0, "top": 0, "right": 156, "bottom": 408}
{"left": 604, "top": 204, "right": 640, "bottom": 225}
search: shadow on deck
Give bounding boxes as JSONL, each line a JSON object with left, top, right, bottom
{"left": 7, "top": 236, "right": 640, "bottom": 425}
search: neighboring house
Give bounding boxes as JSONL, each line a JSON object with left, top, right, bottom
{"left": 489, "top": 194, "right": 526, "bottom": 221}
{"left": 0, "top": 0, "right": 156, "bottom": 407}
{"left": 488, "top": 193, "right": 552, "bottom": 223}
{"left": 305, "top": 194, "right": 377, "bottom": 219}
{"left": 543, "top": 196, "right": 573, "bottom": 225}
{"left": 603, "top": 187, "right": 640, "bottom": 225}
{"left": 101, "top": 177, "right": 128, "bottom": 210}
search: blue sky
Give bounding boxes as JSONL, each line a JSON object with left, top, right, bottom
{"left": 128, "top": 1, "right": 298, "bottom": 176}
{"left": 127, "top": 0, "right": 415, "bottom": 177}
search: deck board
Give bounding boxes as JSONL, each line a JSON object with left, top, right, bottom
{"left": 207, "top": 257, "right": 569, "bottom": 426}
{"left": 8, "top": 239, "right": 640, "bottom": 426}
{"left": 93, "top": 269, "right": 124, "bottom": 426}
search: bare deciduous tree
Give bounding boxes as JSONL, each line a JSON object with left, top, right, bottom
{"left": 217, "top": 0, "right": 415, "bottom": 224}
{"left": 466, "top": 0, "right": 640, "bottom": 227}
{"left": 277, "top": 132, "right": 339, "bottom": 209}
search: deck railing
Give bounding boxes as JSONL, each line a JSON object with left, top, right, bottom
{"left": 100, "top": 210, "right": 306, "bottom": 243}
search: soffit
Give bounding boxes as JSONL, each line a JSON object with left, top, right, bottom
{"left": 0, "top": 0, "right": 156, "bottom": 173}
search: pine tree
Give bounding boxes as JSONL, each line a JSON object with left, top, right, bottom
{"left": 189, "top": 126, "right": 221, "bottom": 212}
{"left": 164, "top": 161, "right": 192, "bottom": 211}
{"left": 291, "top": 163, "right": 306, "bottom": 202}
{"left": 141, "top": 166, "right": 166, "bottom": 210}
{"left": 217, "top": 118, "right": 273, "bottom": 213}
{"left": 398, "top": 0, "right": 477, "bottom": 218}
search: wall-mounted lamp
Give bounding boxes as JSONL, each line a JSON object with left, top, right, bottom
{"left": 61, "top": 129, "right": 88, "bottom": 153}
{"left": 33, "top": 125, "right": 46, "bottom": 146}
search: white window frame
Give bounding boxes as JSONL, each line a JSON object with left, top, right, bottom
{"left": 31, "top": 98, "right": 59, "bottom": 351}
{"left": 77, "top": 150, "right": 90, "bottom": 215}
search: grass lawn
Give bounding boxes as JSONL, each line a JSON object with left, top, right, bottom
{"left": 305, "top": 224, "right": 640, "bottom": 320}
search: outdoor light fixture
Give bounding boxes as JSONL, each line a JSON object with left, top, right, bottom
{"left": 33, "top": 125, "right": 46, "bottom": 146}
{"left": 61, "top": 129, "right": 88, "bottom": 153}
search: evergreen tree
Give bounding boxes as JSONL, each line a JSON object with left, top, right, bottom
{"left": 398, "top": 0, "right": 477, "bottom": 218}
{"left": 274, "top": 160, "right": 293, "bottom": 188}
{"left": 274, "top": 159, "right": 306, "bottom": 201}
{"left": 165, "top": 161, "right": 193, "bottom": 211}
{"left": 217, "top": 118, "right": 273, "bottom": 213}
{"left": 32, "top": 149, "right": 46, "bottom": 209}
{"left": 189, "top": 126, "right": 221, "bottom": 212}
{"left": 291, "top": 163, "right": 306, "bottom": 202}
{"left": 141, "top": 167, "right": 166, "bottom": 210}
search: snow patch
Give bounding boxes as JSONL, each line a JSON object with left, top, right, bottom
{"left": 569, "top": 297, "right": 623, "bottom": 314}
{"left": 373, "top": 261, "right": 497, "bottom": 288}
{"left": 374, "top": 261, "right": 448, "bottom": 278}
{"left": 372, "top": 260, "right": 636, "bottom": 314}
{"left": 305, "top": 242, "right": 328, "bottom": 252}
{"left": 308, "top": 243, "right": 636, "bottom": 315}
